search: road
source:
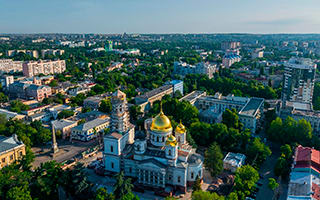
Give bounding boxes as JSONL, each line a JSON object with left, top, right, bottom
{"left": 255, "top": 142, "right": 288, "bottom": 200}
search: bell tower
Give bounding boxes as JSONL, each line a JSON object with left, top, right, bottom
{"left": 175, "top": 120, "right": 186, "bottom": 145}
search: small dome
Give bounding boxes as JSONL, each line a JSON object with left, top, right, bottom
{"left": 175, "top": 120, "right": 186, "bottom": 134}
{"left": 166, "top": 134, "right": 177, "bottom": 147}
{"left": 150, "top": 110, "right": 172, "bottom": 132}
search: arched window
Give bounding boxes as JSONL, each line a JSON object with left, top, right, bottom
{"left": 110, "top": 145, "right": 114, "bottom": 152}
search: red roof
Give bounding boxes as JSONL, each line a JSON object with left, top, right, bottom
{"left": 294, "top": 145, "right": 320, "bottom": 173}
{"left": 312, "top": 183, "right": 320, "bottom": 200}
{"left": 178, "top": 150, "right": 189, "bottom": 157}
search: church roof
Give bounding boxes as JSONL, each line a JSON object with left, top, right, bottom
{"left": 139, "top": 158, "right": 167, "bottom": 168}
{"left": 106, "top": 132, "right": 123, "bottom": 139}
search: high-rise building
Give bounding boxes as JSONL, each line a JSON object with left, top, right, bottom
{"left": 22, "top": 60, "right": 66, "bottom": 77}
{"left": 282, "top": 57, "right": 317, "bottom": 104}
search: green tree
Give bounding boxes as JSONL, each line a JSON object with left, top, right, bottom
{"left": 95, "top": 187, "right": 115, "bottom": 200}
{"left": 10, "top": 100, "right": 30, "bottom": 113}
{"left": 226, "top": 192, "right": 238, "bottom": 200}
{"left": 6, "top": 183, "right": 32, "bottom": 200}
{"left": 120, "top": 192, "right": 140, "bottom": 200}
{"left": 113, "top": 171, "right": 133, "bottom": 200}
{"left": 222, "top": 109, "right": 242, "bottom": 130}
{"left": 268, "top": 178, "right": 279, "bottom": 191}
{"left": 267, "top": 117, "right": 283, "bottom": 142}
{"left": 99, "top": 99, "right": 112, "bottom": 113}
{"left": 204, "top": 142, "right": 223, "bottom": 177}
{"left": 192, "top": 190, "right": 225, "bottom": 200}
{"left": 57, "top": 110, "right": 74, "bottom": 119}
{"left": 31, "top": 161, "right": 64, "bottom": 200}
{"left": 192, "top": 176, "right": 202, "bottom": 192}
{"left": 234, "top": 165, "right": 259, "bottom": 197}
{"left": 246, "top": 138, "right": 271, "bottom": 167}
{"left": 280, "top": 144, "right": 292, "bottom": 160}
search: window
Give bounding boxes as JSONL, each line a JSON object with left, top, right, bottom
{"left": 178, "top": 176, "right": 181, "bottom": 183}
{"left": 1, "top": 158, "right": 5, "bottom": 163}
{"left": 10, "top": 155, "right": 13, "bottom": 161}
{"left": 19, "top": 151, "right": 23, "bottom": 157}
{"left": 168, "top": 175, "right": 172, "bottom": 180}
{"left": 168, "top": 149, "right": 172, "bottom": 156}
{"left": 162, "top": 137, "right": 164, "bottom": 142}
{"left": 110, "top": 145, "right": 114, "bottom": 153}
{"left": 129, "top": 167, "right": 132, "bottom": 173}
{"left": 191, "top": 172, "right": 194, "bottom": 179}
{"left": 157, "top": 136, "right": 159, "bottom": 142}
{"left": 111, "top": 162, "right": 114, "bottom": 169}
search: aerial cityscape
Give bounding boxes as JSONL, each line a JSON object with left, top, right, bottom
{"left": 1, "top": 1, "right": 320, "bottom": 200}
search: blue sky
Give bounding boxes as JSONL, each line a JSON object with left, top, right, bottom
{"left": 1, "top": 0, "right": 320, "bottom": 34}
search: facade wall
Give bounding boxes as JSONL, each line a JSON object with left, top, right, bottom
{"left": 23, "top": 60, "right": 66, "bottom": 77}
{"left": 0, "top": 145, "right": 26, "bottom": 169}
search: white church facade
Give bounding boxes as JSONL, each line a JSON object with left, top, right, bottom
{"left": 103, "top": 90, "right": 203, "bottom": 192}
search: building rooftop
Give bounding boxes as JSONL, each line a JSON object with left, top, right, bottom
{"left": 136, "top": 85, "right": 172, "bottom": 100}
{"left": 294, "top": 145, "right": 320, "bottom": 174}
{"left": 0, "top": 135, "right": 25, "bottom": 155}
{"left": 180, "top": 91, "right": 206, "bottom": 104}
{"left": 52, "top": 119, "right": 77, "bottom": 130}
{"left": 223, "top": 152, "right": 246, "bottom": 167}
{"left": 239, "top": 97, "right": 264, "bottom": 117}
{"left": 72, "top": 117, "right": 109, "bottom": 132}
{"left": 0, "top": 108, "right": 25, "bottom": 120}
{"left": 286, "top": 57, "right": 317, "bottom": 70}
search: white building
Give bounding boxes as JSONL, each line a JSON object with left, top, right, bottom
{"left": 70, "top": 116, "right": 109, "bottom": 141}
{"left": 104, "top": 90, "right": 203, "bottom": 193}
{"left": 223, "top": 152, "right": 246, "bottom": 173}
{"left": 222, "top": 54, "right": 241, "bottom": 68}
{"left": 0, "top": 59, "right": 23, "bottom": 73}
{"left": 282, "top": 57, "right": 317, "bottom": 105}
{"left": 174, "top": 61, "right": 217, "bottom": 79}
{"left": 194, "top": 93, "right": 264, "bottom": 133}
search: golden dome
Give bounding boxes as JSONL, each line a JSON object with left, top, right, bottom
{"left": 150, "top": 109, "right": 172, "bottom": 132}
{"left": 175, "top": 120, "right": 186, "bottom": 134}
{"left": 166, "top": 134, "right": 177, "bottom": 146}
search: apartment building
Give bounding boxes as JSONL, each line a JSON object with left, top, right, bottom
{"left": 23, "top": 60, "right": 66, "bottom": 77}
{"left": 221, "top": 41, "right": 241, "bottom": 50}
{"left": 282, "top": 57, "right": 317, "bottom": 104}
{"left": 173, "top": 61, "right": 217, "bottom": 79}
{"left": 0, "top": 59, "right": 23, "bottom": 73}
{"left": 7, "top": 50, "right": 39, "bottom": 58}
{"left": 41, "top": 49, "right": 65, "bottom": 58}
{"left": 222, "top": 54, "right": 242, "bottom": 68}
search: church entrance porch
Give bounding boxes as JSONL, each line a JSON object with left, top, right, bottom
{"left": 137, "top": 168, "right": 166, "bottom": 188}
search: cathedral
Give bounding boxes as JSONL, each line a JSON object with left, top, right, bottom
{"left": 103, "top": 90, "right": 203, "bottom": 192}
